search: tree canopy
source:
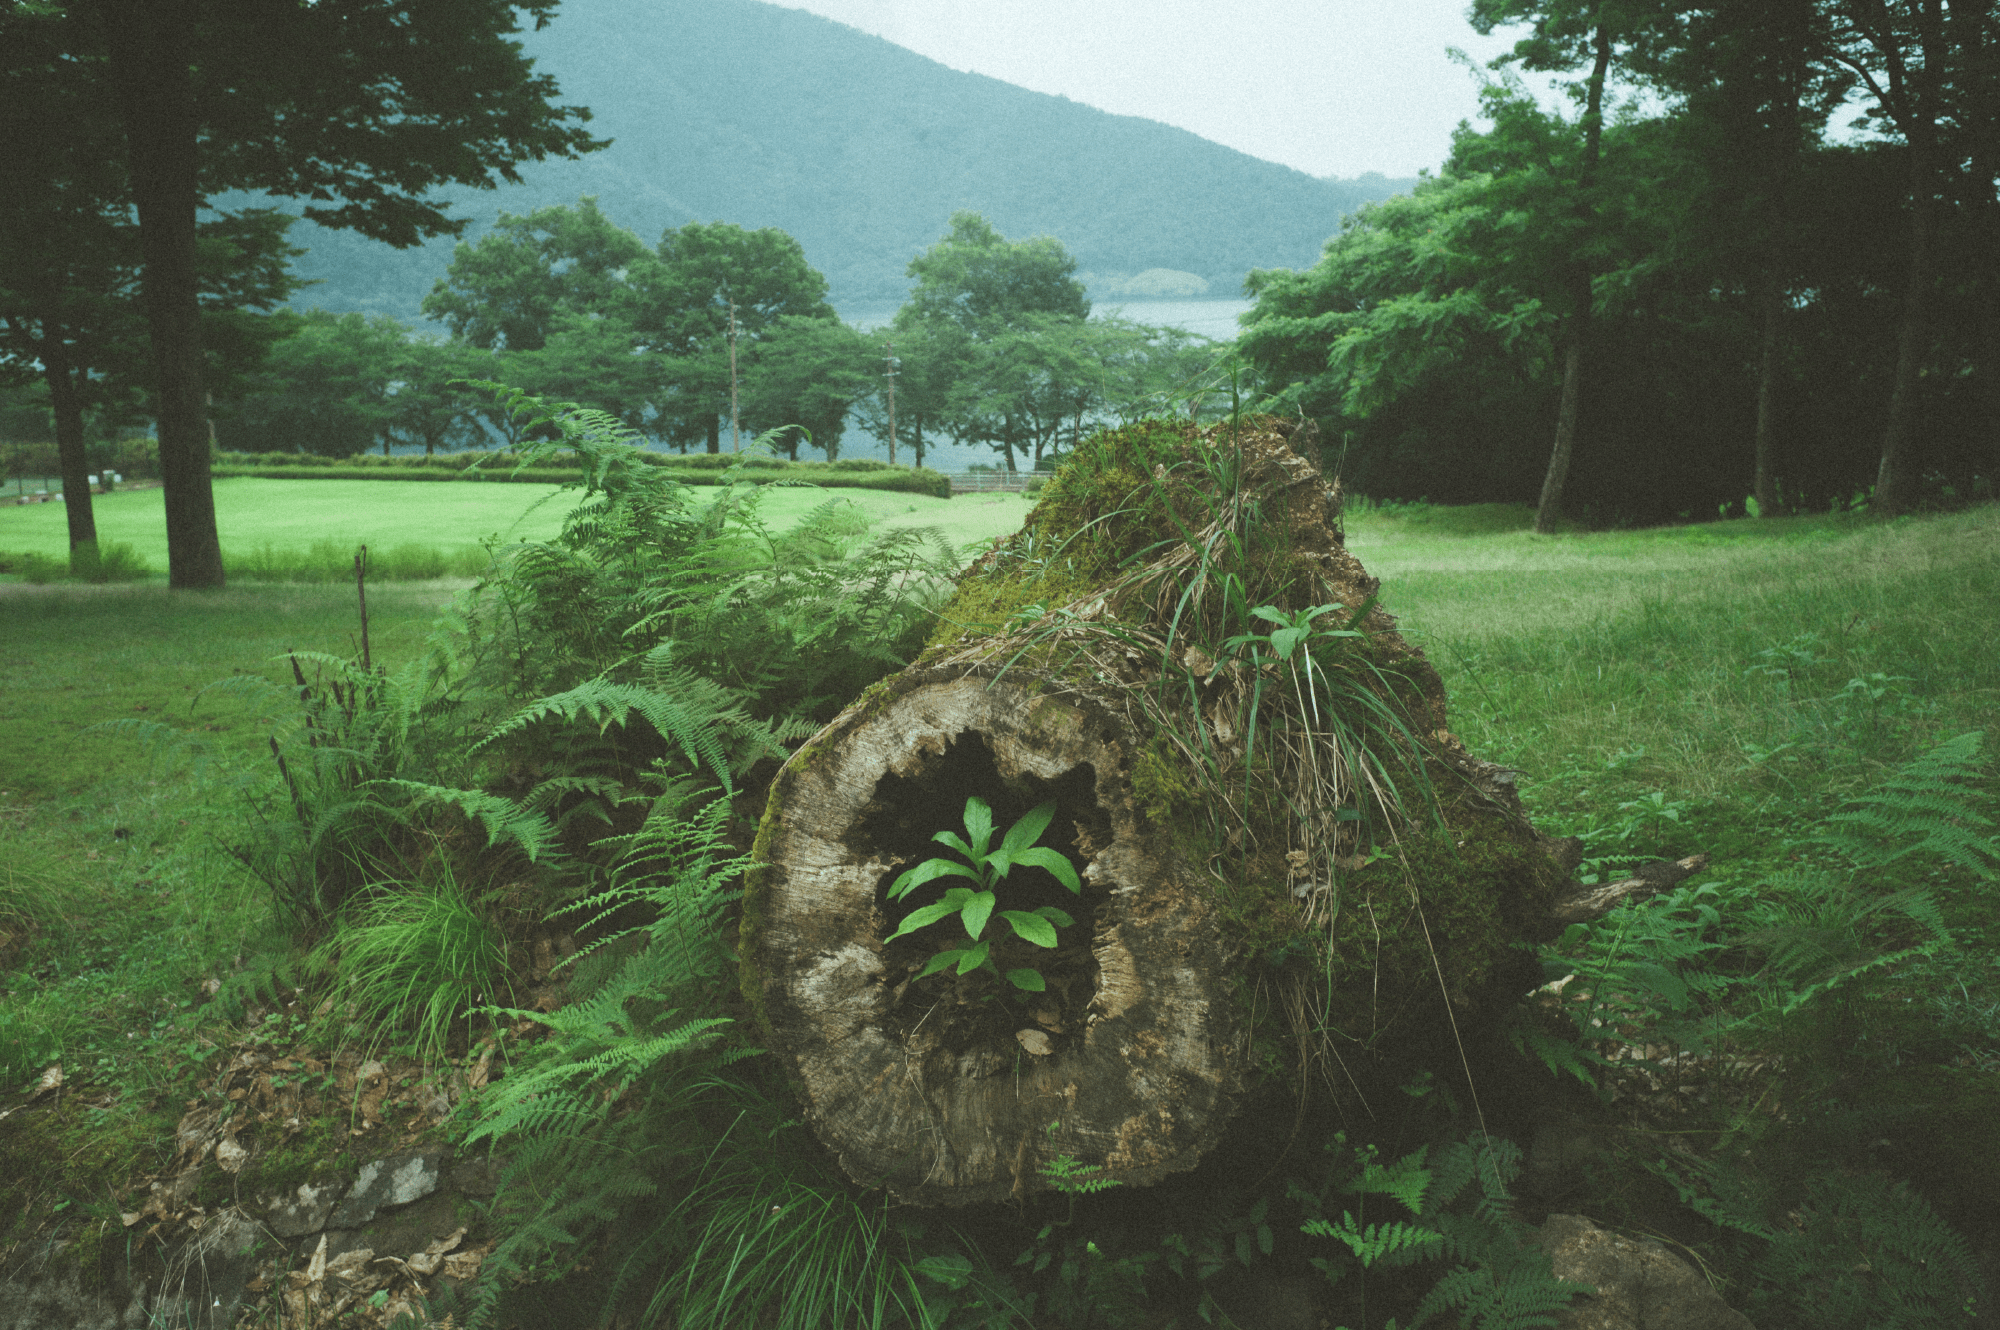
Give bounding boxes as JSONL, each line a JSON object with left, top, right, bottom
{"left": 1, "top": 0, "right": 606, "bottom": 585}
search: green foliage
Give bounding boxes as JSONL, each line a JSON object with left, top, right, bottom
{"left": 1295, "top": 1133, "right": 1588, "bottom": 1329}
{"left": 226, "top": 538, "right": 490, "bottom": 583}
{"left": 1749, "top": 1172, "right": 1985, "bottom": 1330}
{"left": 460, "top": 801, "right": 957, "bottom": 1330}
{"left": 14, "top": 541, "right": 150, "bottom": 584}
{"left": 884, "top": 796, "right": 1082, "bottom": 991}
{"left": 310, "top": 865, "right": 512, "bottom": 1064}
{"left": 1038, "top": 1153, "right": 1122, "bottom": 1196}
{"left": 208, "top": 648, "right": 554, "bottom": 930}
{"left": 1809, "top": 730, "right": 1997, "bottom": 880}
{"left": 470, "top": 386, "right": 951, "bottom": 728}
{"left": 0, "top": 1006, "right": 61, "bottom": 1090}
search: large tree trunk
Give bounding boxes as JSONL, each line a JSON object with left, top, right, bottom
{"left": 1858, "top": 0, "right": 1943, "bottom": 517}
{"left": 1875, "top": 138, "right": 1936, "bottom": 515}
{"left": 1532, "top": 18, "right": 1612, "bottom": 536}
{"left": 40, "top": 324, "right": 99, "bottom": 566}
{"left": 97, "top": 0, "right": 225, "bottom": 587}
{"left": 1752, "top": 277, "right": 1782, "bottom": 515}
{"left": 743, "top": 417, "right": 1563, "bottom": 1206}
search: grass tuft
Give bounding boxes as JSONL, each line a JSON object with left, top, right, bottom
{"left": 310, "top": 868, "right": 513, "bottom": 1065}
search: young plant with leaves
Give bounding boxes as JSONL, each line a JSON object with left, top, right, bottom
{"left": 886, "top": 796, "right": 1081, "bottom": 992}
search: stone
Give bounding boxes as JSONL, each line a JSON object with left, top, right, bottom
{"left": 326, "top": 1150, "right": 442, "bottom": 1229}
{"left": 259, "top": 1180, "right": 342, "bottom": 1238}
{"left": 154, "top": 1207, "right": 266, "bottom": 1330}
{"left": 1536, "top": 1213, "right": 1757, "bottom": 1330}
{"left": 447, "top": 1154, "right": 500, "bottom": 1197}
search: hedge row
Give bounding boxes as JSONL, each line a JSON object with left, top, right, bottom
{"left": 211, "top": 453, "right": 954, "bottom": 498}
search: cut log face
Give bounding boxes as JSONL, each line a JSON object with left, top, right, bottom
{"left": 741, "top": 665, "right": 1245, "bottom": 1207}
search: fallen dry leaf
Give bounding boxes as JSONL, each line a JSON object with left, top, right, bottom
{"left": 215, "top": 1135, "right": 248, "bottom": 1173}
{"left": 306, "top": 1233, "right": 328, "bottom": 1284}
{"left": 440, "top": 1249, "right": 485, "bottom": 1280}
{"left": 424, "top": 1226, "right": 467, "bottom": 1256}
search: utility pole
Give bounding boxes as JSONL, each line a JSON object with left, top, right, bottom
{"left": 727, "top": 301, "right": 741, "bottom": 452}
{"left": 883, "top": 341, "right": 899, "bottom": 467}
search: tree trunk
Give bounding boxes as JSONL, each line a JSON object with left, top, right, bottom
{"left": 1876, "top": 139, "right": 1935, "bottom": 515}
{"left": 1534, "top": 327, "right": 1586, "bottom": 536}
{"left": 743, "top": 417, "right": 1564, "bottom": 1206}
{"left": 1532, "top": 17, "right": 1612, "bottom": 536}
{"left": 742, "top": 666, "right": 1244, "bottom": 1207}
{"left": 1751, "top": 0, "right": 1805, "bottom": 517}
{"left": 706, "top": 415, "right": 721, "bottom": 454}
{"left": 1752, "top": 274, "right": 1783, "bottom": 514}
{"left": 97, "top": 0, "right": 225, "bottom": 587}
{"left": 40, "top": 324, "right": 99, "bottom": 566}
{"left": 1864, "top": 0, "right": 1943, "bottom": 517}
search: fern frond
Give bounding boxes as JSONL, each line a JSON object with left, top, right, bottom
{"left": 1812, "top": 731, "right": 1997, "bottom": 878}
{"left": 1304, "top": 1214, "right": 1444, "bottom": 1268}
{"left": 376, "top": 780, "right": 556, "bottom": 861}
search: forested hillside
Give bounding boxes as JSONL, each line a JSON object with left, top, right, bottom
{"left": 269, "top": 0, "right": 1412, "bottom": 318}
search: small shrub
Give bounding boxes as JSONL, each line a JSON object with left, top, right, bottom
{"left": 311, "top": 870, "right": 512, "bottom": 1064}
{"left": 75, "top": 541, "right": 150, "bottom": 582}
{"left": 17, "top": 552, "right": 67, "bottom": 583}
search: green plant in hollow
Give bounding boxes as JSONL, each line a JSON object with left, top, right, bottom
{"left": 885, "top": 796, "right": 1081, "bottom": 992}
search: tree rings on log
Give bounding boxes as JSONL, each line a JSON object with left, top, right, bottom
{"left": 740, "top": 663, "right": 1245, "bottom": 1207}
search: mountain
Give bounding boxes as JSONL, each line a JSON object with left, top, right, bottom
{"left": 265, "top": 0, "right": 1417, "bottom": 320}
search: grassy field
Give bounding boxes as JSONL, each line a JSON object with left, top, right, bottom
{"left": 0, "top": 479, "right": 1040, "bottom": 580}
{"left": 2, "top": 490, "right": 1995, "bottom": 1322}
{"left": 1351, "top": 502, "right": 2000, "bottom": 847}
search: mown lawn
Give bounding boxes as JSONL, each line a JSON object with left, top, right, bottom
{"left": 0, "top": 478, "right": 1040, "bottom": 580}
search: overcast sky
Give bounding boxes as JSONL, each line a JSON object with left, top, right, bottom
{"left": 774, "top": 1, "right": 1566, "bottom": 180}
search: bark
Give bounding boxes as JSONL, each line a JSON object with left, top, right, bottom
{"left": 1532, "top": 18, "right": 1612, "bottom": 536}
{"left": 1875, "top": 138, "right": 1936, "bottom": 515}
{"left": 742, "top": 667, "right": 1242, "bottom": 1206}
{"left": 1752, "top": 276, "right": 1783, "bottom": 515}
{"left": 1535, "top": 327, "right": 1586, "bottom": 535}
{"left": 1860, "top": 0, "right": 1944, "bottom": 517}
{"left": 40, "top": 324, "right": 99, "bottom": 563}
{"left": 97, "top": 0, "right": 224, "bottom": 587}
{"left": 1751, "top": 2, "right": 1807, "bottom": 517}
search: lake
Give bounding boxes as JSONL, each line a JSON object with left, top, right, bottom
{"left": 836, "top": 298, "right": 1254, "bottom": 341}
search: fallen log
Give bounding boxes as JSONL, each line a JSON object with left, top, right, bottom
{"left": 741, "top": 417, "right": 1569, "bottom": 1205}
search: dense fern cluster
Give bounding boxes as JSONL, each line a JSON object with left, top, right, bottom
{"left": 1521, "top": 731, "right": 1997, "bottom": 1328}
{"left": 180, "top": 387, "right": 974, "bottom": 1324}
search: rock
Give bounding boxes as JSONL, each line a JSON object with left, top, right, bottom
{"left": 0, "top": 1271, "right": 150, "bottom": 1330}
{"left": 447, "top": 1154, "right": 501, "bottom": 1197}
{"left": 157, "top": 1207, "right": 265, "bottom": 1330}
{"left": 1536, "top": 1213, "right": 1756, "bottom": 1330}
{"left": 327, "top": 1150, "right": 442, "bottom": 1229}
{"left": 259, "top": 1180, "right": 343, "bottom": 1238}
